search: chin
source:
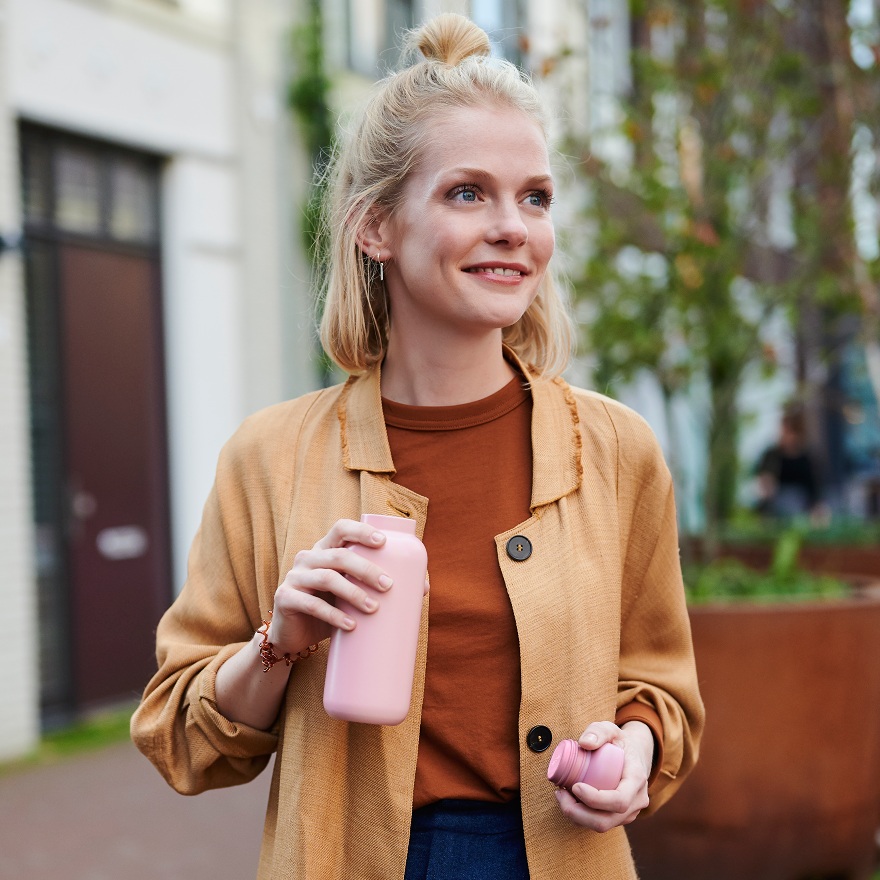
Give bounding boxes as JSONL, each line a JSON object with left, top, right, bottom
{"left": 464, "top": 305, "right": 529, "bottom": 329}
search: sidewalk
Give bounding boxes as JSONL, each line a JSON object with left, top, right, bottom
{"left": 0, "top": 738, "right": 272, "bottom": 879}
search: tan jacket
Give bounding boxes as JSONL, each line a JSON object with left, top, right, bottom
{"left": 131, "top": 360, "right": 704, "bottom": 880}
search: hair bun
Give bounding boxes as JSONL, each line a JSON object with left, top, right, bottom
{"left": 407, "top": 13, "right": 491, "bottom": 66}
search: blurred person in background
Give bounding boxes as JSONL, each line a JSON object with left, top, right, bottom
{"left": 131, "top": 14, "right": 703, "bottom": 879}
{"left": 755, "top": 406, "right": 828, "bottom": 523}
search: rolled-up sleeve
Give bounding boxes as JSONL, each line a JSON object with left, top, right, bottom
{"left": 131, "top": 424, "right": 285, "bottom": 795}
{"left": 614, "top": 425, "right": 705, "bottom": 813}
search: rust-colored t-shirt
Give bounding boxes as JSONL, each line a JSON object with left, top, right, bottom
{"left": 383, "top": 374, "right": 532, "bottom": 808}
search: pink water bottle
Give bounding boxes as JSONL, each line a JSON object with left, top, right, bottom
{"left": 323, "top": 514, "right": 428, "bottom": 725}
{"left": 547, "top": 739, "right": 625, "bottom": 791}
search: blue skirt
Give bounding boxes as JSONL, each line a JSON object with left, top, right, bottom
{"left": 404, "top": 797, "right": 530, "bottom": 880}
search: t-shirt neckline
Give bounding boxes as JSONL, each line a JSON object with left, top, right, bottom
{"left": 382, "top": 374, "right": 530, "bottom": 432}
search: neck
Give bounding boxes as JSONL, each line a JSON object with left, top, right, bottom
{"left": 381, "top": 329, "right": 516, "bottom": 406}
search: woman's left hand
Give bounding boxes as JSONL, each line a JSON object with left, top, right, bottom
{"left": 554, "top": 720, "right": 653, "bottom": 832}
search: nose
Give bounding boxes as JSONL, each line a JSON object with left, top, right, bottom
{"left": 487, "top": 200, "right": 528, "bottom": 247}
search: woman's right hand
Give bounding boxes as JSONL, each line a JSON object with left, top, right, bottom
{"left": 266, "top": 519, "right": 393, "bottom": 655}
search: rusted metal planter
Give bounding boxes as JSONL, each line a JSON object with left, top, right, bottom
{"left": 681, "top": 538, "right": 880, "bottom": 581}
{"left": 721, "top": 544, "right": 880, "bottom": 581}
{"left": 627, "top": 585, "right": 880, "bottom": 880}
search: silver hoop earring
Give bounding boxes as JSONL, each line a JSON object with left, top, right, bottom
{"left": 376, "top": 250, "right": 384, "bottom": 282}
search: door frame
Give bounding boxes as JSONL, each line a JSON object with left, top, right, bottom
{"left": 20, "top": 121, "right": 172, "bottom": 722}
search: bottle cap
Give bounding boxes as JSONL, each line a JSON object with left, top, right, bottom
{"left": 547, "top": 739, "right": 589, "bottom": 788}
{"left": 547, "top": 739, "right": 624, "bottom": 791}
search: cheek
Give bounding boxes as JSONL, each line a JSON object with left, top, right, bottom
{"left": 405, "top": 219, "right": 466, "bottom": 266}
{"left": 534, "top": 223, "right": 555, "bottom": 267}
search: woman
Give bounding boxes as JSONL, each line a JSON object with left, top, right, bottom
{"left": 132, "top": 14, "right": 704, "bottom": 880}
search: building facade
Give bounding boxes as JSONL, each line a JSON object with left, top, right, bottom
{"left": 0, "top": 0, "right": 316, "bottom": 757}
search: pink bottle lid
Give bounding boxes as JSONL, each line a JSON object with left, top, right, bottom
{"left": 547, "top": 738, "right": 582, "bottom": 787}
{"left": 547, "top": 738, "right": 625, "bottom": 791}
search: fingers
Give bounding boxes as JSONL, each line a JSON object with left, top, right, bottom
{"left": 269, "top": 520, "right": 394, "bottom": 648}
{"left": 570, "top": 774, "right": 648, "bottom": 815}
{"left": 555, "top": 787, "right": 621, "bottom": 833}
{"left": 275, "top": 554, "right": 388, "bottom": 633}
{"left": 555, "top": 785, "right": 648, "bottom": 833}
{"left": 274, "top": 583, "right": 357, "bottom": 633}
{"left": 289, "top": 546, "right": 393, "bottom": 596}
{"left": 578, "top": 720, "right": 624, "bottom": 751}
{"left": 312, "top": 518, "right": 387, "bottom": 552}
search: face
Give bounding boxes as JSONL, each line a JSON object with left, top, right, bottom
{"left": 377, "top": 103, "right": 555, "bottom": 345}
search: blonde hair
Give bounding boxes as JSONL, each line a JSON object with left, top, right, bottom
{"left": 319, "top": 13, "right": 574, "bottom": 377}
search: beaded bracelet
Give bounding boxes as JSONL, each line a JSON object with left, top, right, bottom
{"left": 257, "top": 611, "right": 319, "bottom": 673}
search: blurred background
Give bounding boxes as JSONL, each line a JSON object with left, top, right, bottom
{"left": 0, "top": 0, "right": 878, "bottom": 875}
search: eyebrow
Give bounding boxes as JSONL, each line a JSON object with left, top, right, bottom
{"left": 437, "top": 167, "right": 554, "bottom": 189}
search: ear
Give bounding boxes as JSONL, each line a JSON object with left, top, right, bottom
{"left": 355, "top": 210, "right": 394, "bottom": 262}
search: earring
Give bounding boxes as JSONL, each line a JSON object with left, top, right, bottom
{"left": 376, "top": 250, "right": 384, "bottom": 282}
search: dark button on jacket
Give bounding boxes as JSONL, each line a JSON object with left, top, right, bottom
{"left": 506, "top": 535, "right": 532, "bottom": 561}
{"left": 526, "top": 725, "right": 553, "bottom": 753}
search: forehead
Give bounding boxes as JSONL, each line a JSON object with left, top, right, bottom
{"left": 411, "top": 103, "right": 551, "bottom": 182}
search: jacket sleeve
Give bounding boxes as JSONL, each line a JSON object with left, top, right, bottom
{"left": 613, "top": 413, "right": 705, "bottom": 814}
{"left": 130, "top": 422, "right": 284, "bottom": 795}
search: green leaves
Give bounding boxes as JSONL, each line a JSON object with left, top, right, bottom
{"left": 684, "top": 527, "right": 848, "bottom": 604}
{"left": 683, "top": 555, "right": 848, "bottom": 604}
{"left": 569, "top": 1, "right": 876, "bottom": 538}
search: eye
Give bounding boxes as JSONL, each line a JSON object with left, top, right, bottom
{"left": 526, "top": 189, "right": 554, "bottom": 209}
{"left": 449, "top": 184, "right": 481, "bottom": 203}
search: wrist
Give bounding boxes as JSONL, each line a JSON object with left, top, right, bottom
{"left": 622, "top": 720, "right": 656, "bottom": 773}
{"left": 257, "top": 610, "right": 319, "bottom": 673}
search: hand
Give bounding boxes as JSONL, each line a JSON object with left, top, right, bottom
{"left": 554, "top": 720, "right": 653, "bottom": 832}
{"left": 267, "top": 519, "right": 393, "bottom": 655}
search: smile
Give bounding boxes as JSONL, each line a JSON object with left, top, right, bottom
{"left": 464, "top": 267, "right": 523, "bottom": 276}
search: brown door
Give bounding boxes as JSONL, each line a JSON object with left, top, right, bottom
{"left": 60, "top": 245, "right": 170, "bottom": 707}
{"left": 21, "top": 124, "right": 171, "bottom": 716}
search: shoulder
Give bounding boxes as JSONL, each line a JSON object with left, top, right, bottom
{"left": 563, "top": 382, "right": 669, "bottom": 480}
{"left": 565, "top": 383, "right": 663, "bottom": 450}
{"left": 566, "top": 385, "right": 651, "bottom": 433}
{"left": 217, "top": 383, "right": 346, "bottom": 477}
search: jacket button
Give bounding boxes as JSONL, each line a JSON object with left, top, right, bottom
{"left": 506, "top": 535, "right": 532, "bottom": 561}
{"left": 526, "top": 725, "right": 552, "bottom": 753}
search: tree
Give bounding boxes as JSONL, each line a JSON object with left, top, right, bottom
{"left": 568, "top": 0, "right": 880, "bottom": 553}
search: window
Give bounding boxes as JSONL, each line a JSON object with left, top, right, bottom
{"left": 21, "top": 126, "right": 160, "bottom": 246}
{"left": 55, "top": 147, "right": 102, "bottom": 236}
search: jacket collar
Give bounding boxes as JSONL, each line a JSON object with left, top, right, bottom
{"left": 338, "top": 350, "right": 582, "bottom": 509}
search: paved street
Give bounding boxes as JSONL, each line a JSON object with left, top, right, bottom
{"left": 0, "top": 739, "right": 272, "bottom": 879}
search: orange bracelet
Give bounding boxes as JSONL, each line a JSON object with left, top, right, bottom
{"left": 257, "top": 611, "right": 319, "bottom": 673}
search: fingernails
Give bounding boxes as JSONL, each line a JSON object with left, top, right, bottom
{"left": 343, "top": 617, "right": 356, "bottom": 630}
{"left": 584, "top": 734, "right": 598, "bottom": 745}
{"left": 364, "top": 597, "right": 378, "bottom": 611}
{"left": 371, "top": 532, "right": 385, "bottom": 544}
{"left": 378, "top": 575, "right": 393, "bottom": 590}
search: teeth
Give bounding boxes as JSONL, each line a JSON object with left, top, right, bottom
{"left": 465, "top": 267, "right": 522, "bottom": 275}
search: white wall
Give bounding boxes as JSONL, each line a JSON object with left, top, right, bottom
{"left": 7, "top": 0, "right": 235, "bottom": 158}
{"left": 161, "top": 156, "right": 247, "bottom": 589}
{"left": 0, "top": 0, "right": 40, "bottom": 761}
{"left": 231, "top": 0, "right": 316, "bottom": 409}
